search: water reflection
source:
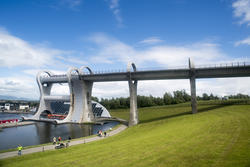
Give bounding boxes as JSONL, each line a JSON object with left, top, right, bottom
{"left": 0, "top": 118, "right": 119, "bottom": 150}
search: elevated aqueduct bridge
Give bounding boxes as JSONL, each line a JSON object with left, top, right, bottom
{"left": 25, "top": 59, "right": 250, "bottom": 126}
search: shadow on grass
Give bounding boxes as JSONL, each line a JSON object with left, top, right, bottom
{"left": 140, "top": 103, "right": 234, "bottom": 124}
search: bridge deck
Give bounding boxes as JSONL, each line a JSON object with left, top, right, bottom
{"left": 40, "top": 65, "right": 250, "bottom": 83}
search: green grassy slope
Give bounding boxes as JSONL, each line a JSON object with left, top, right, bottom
{"left": 1, "top": 102, "right": 250, "bottom": 167}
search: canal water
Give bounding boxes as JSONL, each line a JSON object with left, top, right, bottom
{"left": 0, "top": 113, "right": 119, "bottom": 151}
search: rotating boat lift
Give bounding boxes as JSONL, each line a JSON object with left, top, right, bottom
{"left": 24, "top": 66, "right": 111, "bottom": 124}
{"left": 24, "top": 59, "right": 250, "bottom": 126}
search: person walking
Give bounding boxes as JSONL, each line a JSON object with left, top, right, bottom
{"left": 58, "top": 136, "right": 62, "bottom": 143}
{"left": 17, "top": 145, "right": 23, "bottom": 156}
{"left": 53, "top": 137, "right": 56, "bottom": 145}
{"left": 66, "top": 136, "right": 71, "bottom": 148}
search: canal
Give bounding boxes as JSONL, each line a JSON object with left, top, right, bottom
{"left": 0, "top": 113, "right": 119, "bottom": 150}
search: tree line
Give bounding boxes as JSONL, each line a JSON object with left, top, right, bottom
{"left": 92, "top": 90, "right": 250, "bottom": 110}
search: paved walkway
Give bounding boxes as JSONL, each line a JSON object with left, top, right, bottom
{"left": 0, "top": 121, "right": 34, "bottom": 128}
{"left": 0, "top": 124, "right": 127, "bottom": 159}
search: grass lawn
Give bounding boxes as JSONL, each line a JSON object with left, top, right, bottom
{"left": 1, "top": 101, "right": 250, "bottom": 167}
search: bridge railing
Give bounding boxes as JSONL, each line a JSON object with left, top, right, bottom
{"left": 196, "top": 62, "right": 250, "bottom": 69}
{"left": 41, "top": 61, "right": 250, "bottom": 78}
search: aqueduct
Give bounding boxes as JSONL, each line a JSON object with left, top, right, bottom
{"left": 24, "top": 59, "right": 250, "bottom": 126}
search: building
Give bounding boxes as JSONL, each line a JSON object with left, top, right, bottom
{"left": 19, "top": 104, "right": 29, "bottom": 110}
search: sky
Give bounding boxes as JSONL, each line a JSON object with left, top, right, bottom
{"left": 0, "top": 0, "right": 250, "bottom": 100}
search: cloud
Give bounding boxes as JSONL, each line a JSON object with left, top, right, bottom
{"left": 1, "top": 30, "right": 249, "bottom": 100}
{"left": 235, "top": 36, "right": 250, "bottom": 46}
{"left": 84, "top": 34, "right": 250, "bottom": 98}
{"left": 138, "top": 37, "right": 164, "bottom": 45}
{"left": 51, "top": 83, "right": 70, "bottom": 95}
{"left": 88, "top": 34, "right": 229, "bottom": 68}
{"left": 196, "top": 78, "right": 250, "bottom": 97}
{"left": 57, "top": 55, "right": 88, "bottom": 65}
{"left": 91, "top": 78, "right": 250, "bottom": 99}
{"left": 107, "top": 0, "right": 123, "bottom": 26}
{"left": 88, "top": 33, "right": 135, "bottom": 64}
{"left": 0, "top": 76, "right": 38, "bottom": 99}
{"left": 48, "top": 0, "right": 82, "bottom": 11}
{"left": 22, "top": 69, "right": 67, "bottom": 77}
{"left": 60, "top": 0, "right": 82, "bottom": 10}
{"left": 232, "top": 0, "right": 250, "bottom": 26}
{"left": 93, "top": 82, "right": 129, "bottom": 98}
{"left": 0, "top": 30, "right": 67, "bottom": 68}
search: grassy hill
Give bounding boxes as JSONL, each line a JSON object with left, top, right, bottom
{"left": 1, "top": 101, "right": 250, "bottom": 167}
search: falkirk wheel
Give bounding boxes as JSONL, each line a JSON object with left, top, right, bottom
{"left": 23, "top": 66, "right": 111, "bottom": 124}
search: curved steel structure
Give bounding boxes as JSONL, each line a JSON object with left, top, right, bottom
{"left": 24, "top": 66, "right": 110, "bottom": 124}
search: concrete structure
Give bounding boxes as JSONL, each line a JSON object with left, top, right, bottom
{"left": 25, "top": 59, "right": 250, "bottom": 126}
{"left": 24, "top": 66, "right": 111, "bottom": 124}
{"left": 189, "top": 58, "right": 197, "bottom": 114}
{"left": 127, "top": 63, "right": 138, "bottom": 126}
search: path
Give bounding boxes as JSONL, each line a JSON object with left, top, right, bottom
{"left": 0, "top": 121, "right": 34, "bottom": 128}
{"left": 0, "top": 124, "right": 127, "bottom": 159}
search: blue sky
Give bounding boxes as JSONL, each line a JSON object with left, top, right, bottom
{"left": 0, "top": 0, "right": 250, "bottom": 99}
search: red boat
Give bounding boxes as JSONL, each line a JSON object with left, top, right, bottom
{"left": 47, "top": 114, "right": 66, "bottom": 120}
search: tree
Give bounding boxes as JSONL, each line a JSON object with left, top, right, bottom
{"left": 91, "top": 96, "right": 99, "bottom": 102}
{"left": 202, "top": 93, "right": 209, "bottom": 100}
{"left": 163, "top": 92, "right": 173, "bottom": 105}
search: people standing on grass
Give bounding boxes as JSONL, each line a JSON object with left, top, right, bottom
{"left": 68, "top": 136, "right": 71, "bottom": 142}
{"left": 98, "top": 130, "right": 103, "bottom": 137}
{"left": 58, "top": 136, "right": 62, "bottom": 143}
{"left": 66, "top": 136, "right": 71, "bottom": 148}
{"left": 53, "top": 137, "right": 56, "bottom": 145}
{"left": 17, "top": 144, "right": 23, "bottom": 155}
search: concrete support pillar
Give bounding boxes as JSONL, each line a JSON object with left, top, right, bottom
{"left": 32, "top": 71, "right": 54, "bottom": 120}
{"left": 61, "top": 67, "right": 94, "bottom": 123}
{"left": 127, "top": 63, "right": 138, "bottom": 126}
{"left": 189, "top": 58, "right": 197, "bottom": 114}
{"left": 79, "top": 66, "right": 95, "bottom": 123}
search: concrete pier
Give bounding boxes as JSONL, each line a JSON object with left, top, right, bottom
{"left": 128, "top": 63, "right": 139, "bottom": 126}
{"left": 59, "top": 67, "right": 94, "bottom": 123}
{"left": 189, "top": 58, "right": 197, "bottom": 114}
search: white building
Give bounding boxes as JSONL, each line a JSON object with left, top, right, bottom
{"left": 19, "top": 104, "right": 29, "bottom": 110}
{"left": 4, "top": 103, "right": 10, "bottom": 110}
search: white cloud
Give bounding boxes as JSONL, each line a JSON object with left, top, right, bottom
{"left": 91, "top": 78, "right": 250, "bottom": 99}
{"left": 196, "top": 78, "right": 250, "bottom": 97}
{"left": 51, "top": 83, "right": 70, "bottom": 95}
{"left": 88, "top": 34, "right": 229, "bottom": 68}
{"left": 0, "top": 76, "right": 38, "bottom": 99}
{"left": 107, "top": 0, "right": 123, "bottom": 26}
{"left": 0, "top": 30, "right": 66, "bottom": 68}
{"left": 93, "top": 82, "right": 129, "bottom": 98}
{"left": 84, "top": 34, "right": 250, "bottom": 98}
{"left": 89, "top": 33, "right": 135, "bottom": 64}
{"left": 22, "top": 69, "right": 67, "bottom": 77}
{"left": 63, "top": 0, "right": 82, "bottom": 8}
{"left": 49, "top": 0, "right": 82, "bottom": 11}
{"left": 235, "top": 36, "right": 250, "bottom": 46}
{"left": 138, "top": 37, "right": 164, "bottom": 45}
{"left": 57, "top": 55, "right": 88, "bottom": 65}
{"left": 232, "top": 0, "right": 250, "bottom": 26}
{"left": 1, "top": 30, "right": 250, "bottom": 100}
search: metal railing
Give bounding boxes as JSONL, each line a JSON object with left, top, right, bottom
{"left": 196, "top": 62, "right": 250, "bottom": 69}
{"left": 42, "top": 61, "right": 250, "bottom": 77}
